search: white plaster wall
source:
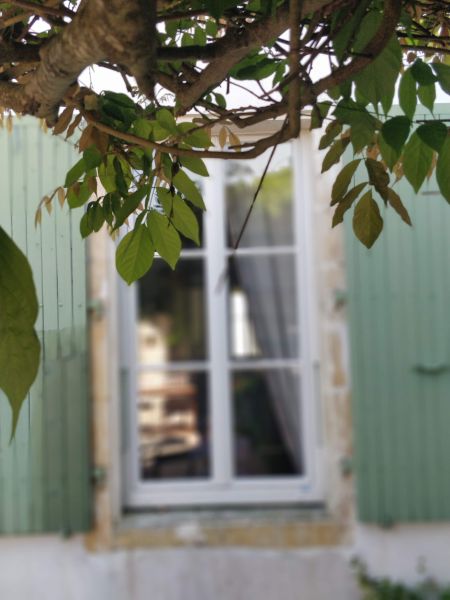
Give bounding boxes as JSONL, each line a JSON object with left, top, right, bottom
{"left": 0, "top": 537, "right": 358, "bottom": 600}
{"left": 355, "top": 524, "right": 450, "bottom": 586}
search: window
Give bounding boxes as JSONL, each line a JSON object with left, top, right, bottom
{"left": 120, "top": 136, "right": 322, "bottom": 507}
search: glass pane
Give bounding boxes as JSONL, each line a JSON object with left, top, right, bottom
{"left": 225, "top": 144, "right": 294, "bottom": 248}
{"left": 228, "top": 255, "right": 298, "bottom": 359}
{"left": 138, "top": 371, "right": 210, "bottom": 480}
{"left": 138, "top": 259, "right": 206, "bottom": 362}
{"left": 232, "top": 369, "right": 303, "bottom": 477}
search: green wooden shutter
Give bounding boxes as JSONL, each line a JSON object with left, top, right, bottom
{"left": 346, "top": 137, "right": 450, "bottom": 523}
{"left": 0, "top": 119, "right": 91, "bottom": 534}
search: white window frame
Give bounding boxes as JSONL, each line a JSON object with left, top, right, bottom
{"left": 119, "top": 128, "right": 323, "bottom": 508}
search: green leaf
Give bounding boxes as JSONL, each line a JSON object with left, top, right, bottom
{"left": 158, "top": 189, "right": 200, "bottom": 245}
{"left": 331, "top": 159, "right": 361, "bottom": 205}
{"left": 431, "top": 62, "right": 450, "bottom": 95}
{"left": 381, "top": 116, "right": 411, "bottom": 154}
{"left": 88, "top": 202, "right": 105, "bottom": 232}
{"left": 310, "top": 101, "right": 331, "bottom": 129}
{"left": 332, "top": 100, "right": 377, "bottom": 152}
{"left": 209, "top": 0, "right": 225, "bottom": 19}
{"left": 352, "top": 190, "right": 383, "bottom": 248}
{"left": 180, "top": 155, "right": 209, "bottom": 177}
{"left": 319, "top": 120, "right": 342, "bottom": 150}
{"left": 156, "top": 108, "right": 178, "bottom": 135}
{"left": 350, "top": 121, "right": 375, "bottom": 154}
{"left": 399, "top": 69, "right": 417, "bottom": 120}
{"left": 333, "top": 99, "right": 377, "bottom": 128}
{"left": 133, "top": 118, "right": 153, "bottom": 139}
{"left": 67, "top": 180, "right": 92, "bottom": 208}
{"left": 436, "top": 135, "right": 450, "bottom": 202}
{"left": 353, "top": 12, "right": 401, "bottom": 112}
{"left": 411, "top": 59, "right": 437, "bottom": 86}
{"left": 116, "top": 225, "right": 154, "bottom": 284}
{"left": 403, "top": 132, "right": 433, "bottom": 193}
{"left": 331, "top": 0, "right": 371, "bottom": 61}
{"left": 64, "top": 157, "right": 87, "bottom": 186}
{"left": 365, "top": 158, "right": 389, "bottom": 195}
{"left": 386, "top": 187, "right": 412, "bottom": 226}
{"left": 181, "top": 126, "right": 212, "bottom": 149}
{"left": 113, "top": 157, "right": 129, "bottom": 196}
{"left": 83, "top": 145, "right": 103, "bottom": 170}
{"left": 98, "top": 160, "right": 117, "bottom": 193}
{"left": 79, "top": 211, "right": 93, "bottom": 239}
{"left": 416, "top": 122, "right": 448, "bottom": 152}
{"left": 173, "top": 170, "right": 205, "bottom": 209}
{"left": 113, "top": 185, "right": 149, "bottom": 229}
{"left": 378, "top": 134, "right": 399, "bottom": 171}
{"left": 321, "top": 138, "right": 350, "bottom": 173}
{"left": 232, "top": 56, "right": 278, "bottom": 80}
{"left": 103, "top": 91, "right": 136, "bottom": 110}
{"left": 332, "top": 182, "right": 367, "bottom": 227}
{"left": 0, "top": 227, "right": 40, "bottom": 435}
{"left": 417, "top": 83, "right": 435, "bottom": 113}
{"left": 147, "top": 210, "right": 182, "bottom": 269}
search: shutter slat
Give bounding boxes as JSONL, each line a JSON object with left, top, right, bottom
{"left": 346, "top": 154, "right": 450, "bottom": 523}
{"left": 0, "top": 119, "right": 91, "bottom": 534}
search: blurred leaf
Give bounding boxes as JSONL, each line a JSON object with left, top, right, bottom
{"left": 416, "top": 122, "right": 447, "bottom": 152}
{"left": 411, "top": 58, "right": 437, "bottom": 85}
{"left": 386, "top": 187, "right": 412, "bottom": 225}
{"left": 353, "top": 190, "right": 383, "bottom": 248}
{"left": 399, "top": 68, "right": 417, "bottom": 120}
{"left": 436, "top": 136, "right": 450, "bottom": 202}
{"left": 417, "top": 83, "right": 435, "bottom": 112}
{"left": 321, "top": 138, "right": 350, "bottom": 173}
{"left": 332, "top": 182, "right": 367, "bottom": 227}
{"left": 403, "top": 132, "right": 433, "bottom": 193}
{"left": 0, "top": 227, "right": 40, "bottom": 436}
{"left": 381, "top": 116, "right": 411, "bottom": 154}
{"left": 331, "top": 159, "right": 361, "bottom": 205}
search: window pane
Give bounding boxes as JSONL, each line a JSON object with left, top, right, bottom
{"left": 138, "top": 371, "right": 210, "bottom": 480}
{"left": 232, "top": 370, "right": 303, "bottom": 477}
{"left": 138, "top": 259, "right": 207, "bottom": 362}
{"left": 228, "top": 255, "right": 298, "bottom": 359}
{"left": 225, "top": 144, "right": 294, "bottom": 248}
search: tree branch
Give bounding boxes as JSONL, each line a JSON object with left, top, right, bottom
{"left": 22, "top": 0, "right": 157, "bottom": 120}
{"left": 3, "top": 0, "right": 74, "bottom": 19}
{"left": 312, "top": 0, "right": 403, "bottom": 97}
{"left": 170, "top": 0, "right": 340, "bottom": 111}
{"left": 79, "top": 106, "right": 293, "bottom": 160}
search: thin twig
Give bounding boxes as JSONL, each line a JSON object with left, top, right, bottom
{"left": 5, "top": 0, "right": 74, "bottom": 19}
{"left": 233, "top": 118, "right": 288, "bottom": 249}
{"left": 232, "top": 142, "right": 279, "bottom": 250}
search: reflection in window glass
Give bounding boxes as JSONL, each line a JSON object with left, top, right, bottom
{"left": 138, "top": 259, "right": 206, "bottom": 363}
{"left": 232, "top": 370, "right": 303, "bottom": 477}
{"left": 138, "top": 371, "right": 209, "bottom": 480}
{"left": 228, "top": 255, "right": 298, "bottom": 359}
{"left": 225, "top": 145, "right": 293, "bottom": 248}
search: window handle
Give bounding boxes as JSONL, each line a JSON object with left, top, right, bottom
{"left": 413, "top": 362, "right": 450, "bottom": 375}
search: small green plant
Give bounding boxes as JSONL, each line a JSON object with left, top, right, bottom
{"left": 353, "top": 559, "right": 450, "bottom": 600}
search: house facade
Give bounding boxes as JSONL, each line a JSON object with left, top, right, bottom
{"left": 1, "top": 117, "right": 450, "bottom": 599}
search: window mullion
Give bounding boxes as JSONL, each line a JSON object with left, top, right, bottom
{"left": 293, "top": 135, "right": 321, "bottom": 493}
{"left": 204, "top": 159, "right": 233, "bottom": 487}
{"left": 119, "top": 279, "right": 141, "bottom": 504}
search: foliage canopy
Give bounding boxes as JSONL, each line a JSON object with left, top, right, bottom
{"left": 0, "top": 0, "right": 450, "bottom": 424}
